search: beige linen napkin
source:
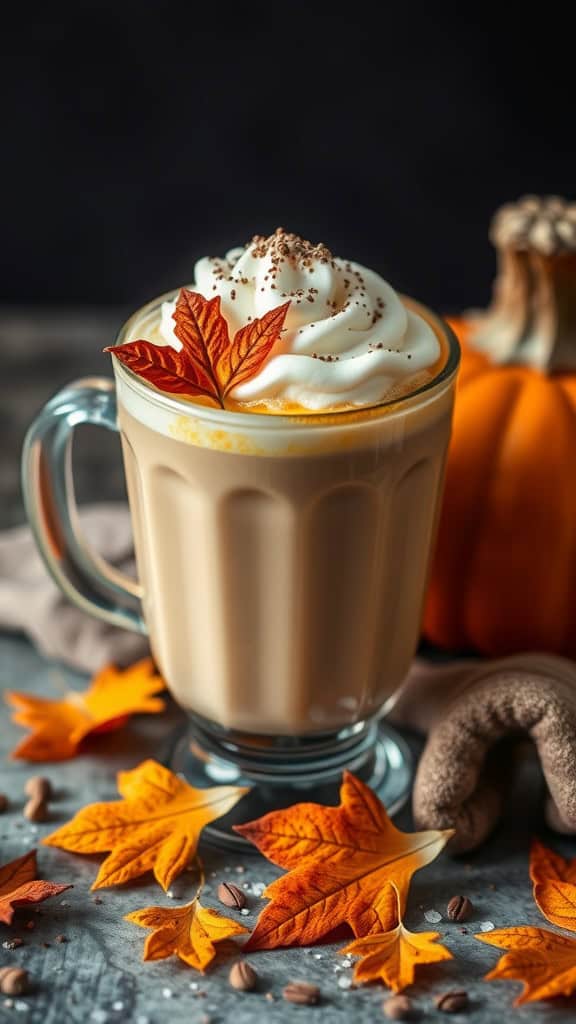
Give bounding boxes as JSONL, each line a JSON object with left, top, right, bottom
{"left": 0, "top": 504, "right": 147, "bottom": 672}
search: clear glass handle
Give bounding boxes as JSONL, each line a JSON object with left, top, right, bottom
{"left": 21, "top": 377, "right": 146, "bottom": 635}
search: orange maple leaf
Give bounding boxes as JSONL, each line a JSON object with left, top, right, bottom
{"left": 476, "top": 926, "right": 576, "bottom": 1005}
{"left": 235, "top": 771, "right": 453, "bottom": 950}
{"left": 43, "top": 759, "right": 248, "bottom": 891}
{"left": 126, "top": 898, "right": 248, "bottom": 971}
{"left": 530, "top": 838, "right": 576, "bottom": 931}
{"left": 6, "top": 658, "right": 166, "bottom": 762}
{"left": 341, "top": 884, "right": 452, "bottom": 992}
{"left": 0, "top": 850, "right": 72, "bottom": 925}
{"left": 105, "top": 288, "right": 290, "bottom": 407}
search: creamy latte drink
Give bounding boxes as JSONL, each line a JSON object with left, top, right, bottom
{"left": 111, "top": 230, "right": 457, "bottom": 735}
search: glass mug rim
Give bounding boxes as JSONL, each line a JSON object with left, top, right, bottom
{"left": 113, "top": 288, "right": 460, "bottom": 429}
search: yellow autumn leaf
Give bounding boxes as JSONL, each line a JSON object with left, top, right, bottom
{"left": 126, "top": 898, "right": 248, "bottom": 971}
{"left": 43, "top": 759, "right": 248, "bottom": 890}
{"left": 6, "top": 658, "right": 165, "bottom": 761}
{"left": 341, "top": 884, "right": 452, "bottom": 992}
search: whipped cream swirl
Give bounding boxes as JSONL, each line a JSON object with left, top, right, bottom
{"left": 158, "top": 229, "right": 441, "bottom": 410}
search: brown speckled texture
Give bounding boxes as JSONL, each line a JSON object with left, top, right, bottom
{"left": 394, "top": 655, "right": 576, "bottom": 853}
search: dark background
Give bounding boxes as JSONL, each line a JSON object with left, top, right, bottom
{"left": 1, "top": 6, "right": 574, "bottom": 526}
{"left": 1, "top": 5, "right": 574, "bottom": 315}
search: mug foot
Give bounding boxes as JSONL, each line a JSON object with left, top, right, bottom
{"left": 164, "top": 716, "right": 413, "bottom": 852}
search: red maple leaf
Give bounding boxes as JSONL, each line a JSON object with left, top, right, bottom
{"left": 106, "top": 289, "right": 290, "bottom": 407}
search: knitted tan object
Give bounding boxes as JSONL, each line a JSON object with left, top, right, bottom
{"left": 391, "top": 654, "right": 576, "bottom": 853}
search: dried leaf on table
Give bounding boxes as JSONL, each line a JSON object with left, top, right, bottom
{"left": 0, "top": 850, "right": 72, "bottom": 925}
{"left": 477, "top": 925, "right": 576, "bottom": 1005}
{"left": 43, "top": 759, "right": 248, "bottom": 891}
{"left": 340, "top": 883, "right": 452, "bottom": 992}
{"left": 126, "top": 898, "right": 248, "bottom": 971}
{"left": 105, "top": 287, "right": 290, "bottom": 407}
{"left": 235, "top": 770, "right": 453, "bottom": 950}
{"left": 530, "top": 838, "right": 576, "bottom": 931}
{"left": 6, "top": 658, "right": 166, "bottom": 761}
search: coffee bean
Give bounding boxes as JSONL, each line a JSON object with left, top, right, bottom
{"left": 283, "top": 981, "right": 320, "bottom": 1005}
{"left": 382, "top": 993, "right": 417, "bottom": 1019}
{"left": 435, "top": 989, "right": 469, "bottom": 1013}
{"left": 217, "top": 881, "right": 247, "bottom": 910}
{"left": 229, "top": 960, "right": 257, "bottom": 992}
{"left": 447, "top": 895, "right": 473, "bottom": 922}
{"left": 0, "top": 967, "right": 29, "bottom": 996}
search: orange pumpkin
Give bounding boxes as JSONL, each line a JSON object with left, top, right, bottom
{"left": 424, "top": 196, "right": 576, "bottom": 657}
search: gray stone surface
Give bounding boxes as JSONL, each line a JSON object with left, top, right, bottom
{"left": 0, "top": 634, "right": 575, "bottom": 1023}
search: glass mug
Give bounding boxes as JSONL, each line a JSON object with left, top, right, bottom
{"left": 22, "top": 291, "right": 459, "bottom": 846}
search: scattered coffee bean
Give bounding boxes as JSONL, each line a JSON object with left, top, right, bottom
{"left": 435, "top": 989, "right": 469, "bottom": 1013}
{"left": 228, "top": 960, "right": 257, "bottom": 992}
{"left": 217, "top": 881, "right": 247, "bottom": 910}
{"left": 0, "top": 794, "right": 8, "bottom": 814}
{"left": 447, "top": 895, "right": 473, "bottom": 922}
{"left": 0, "top": 967, "right": 29, "bottom": 996}
{"left": 23, "top": 776, "right": 52, "bottom": 822}
{"left": 283, "top": 981, "right": 320, "bottom": 1005}
{"left": 382, "top": 993, "right": 417, "bottom": 1019}
{"left": 24, "top": 776, "right": 52, "bottom": 801}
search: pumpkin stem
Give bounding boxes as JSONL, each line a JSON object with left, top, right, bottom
{"left": 467, "top": 196, "right": 576, "bottom": 373}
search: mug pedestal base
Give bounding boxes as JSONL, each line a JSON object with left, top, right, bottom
{"left": 165, "top": 716, "right": 413, "bottom": 851}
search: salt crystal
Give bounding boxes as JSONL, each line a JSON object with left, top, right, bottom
{"left": 225, "top": 866, "right": 232, "bottom": 873}
{"left": 135, "top": 1017, "right": 150, "bottom": 1024}
{"left": 313, "top": 952, "right": 323, "bottom": 960}
{"left": 252, "top": 882, "right": 266, "bottom": 896}
{"left": 59, "top": 900, "right": 70, "bottom": 907}
{"left": 90, "top": 1012, "right": 109, "bottom": 1024}
{"left": 4, "top": 1000, "right": 14, "bottom": 1008}
{"left": 240, "top": 908, "right": 250, "bottom": 917}
{"left": 333, "top": 964, "right": 343, "bottom": 972}
{"left": 242, "top": 883, "right": 250, "bottom": 890}
{"left": 424, "top": 909, "right": 442, "bottom": 924}
{"left": 189, "top": 982, "right": 199, "bottom": 991}
{"left": 14, "top": 1002, "right": 29, "bottom": 1013}
{"left": 167, "top": 890, "right": 175, "bottom": 899}
{"left": 479, "top": 920, "right": 495, "bottom": 932}
{"left": 235, "top": 865, "right": 245, "bottom": 874}
{"left": 341, "top": 958, "right": 353, "bottom": 968}
{"left": 162, "top": 988, "right": 173, "bottom": 999}
{"left": 338, "top": 975, "right": 353, "bottom": 990}
{"left": 112, "top": 1001, "right": 124, "bottom": 1011}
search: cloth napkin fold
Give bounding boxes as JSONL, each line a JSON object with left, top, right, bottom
{"left": 0, "top": 504, "right": 147, "bottom": 672}
{"left": 2, "top": 504, "right": 576, "bottom": 853}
